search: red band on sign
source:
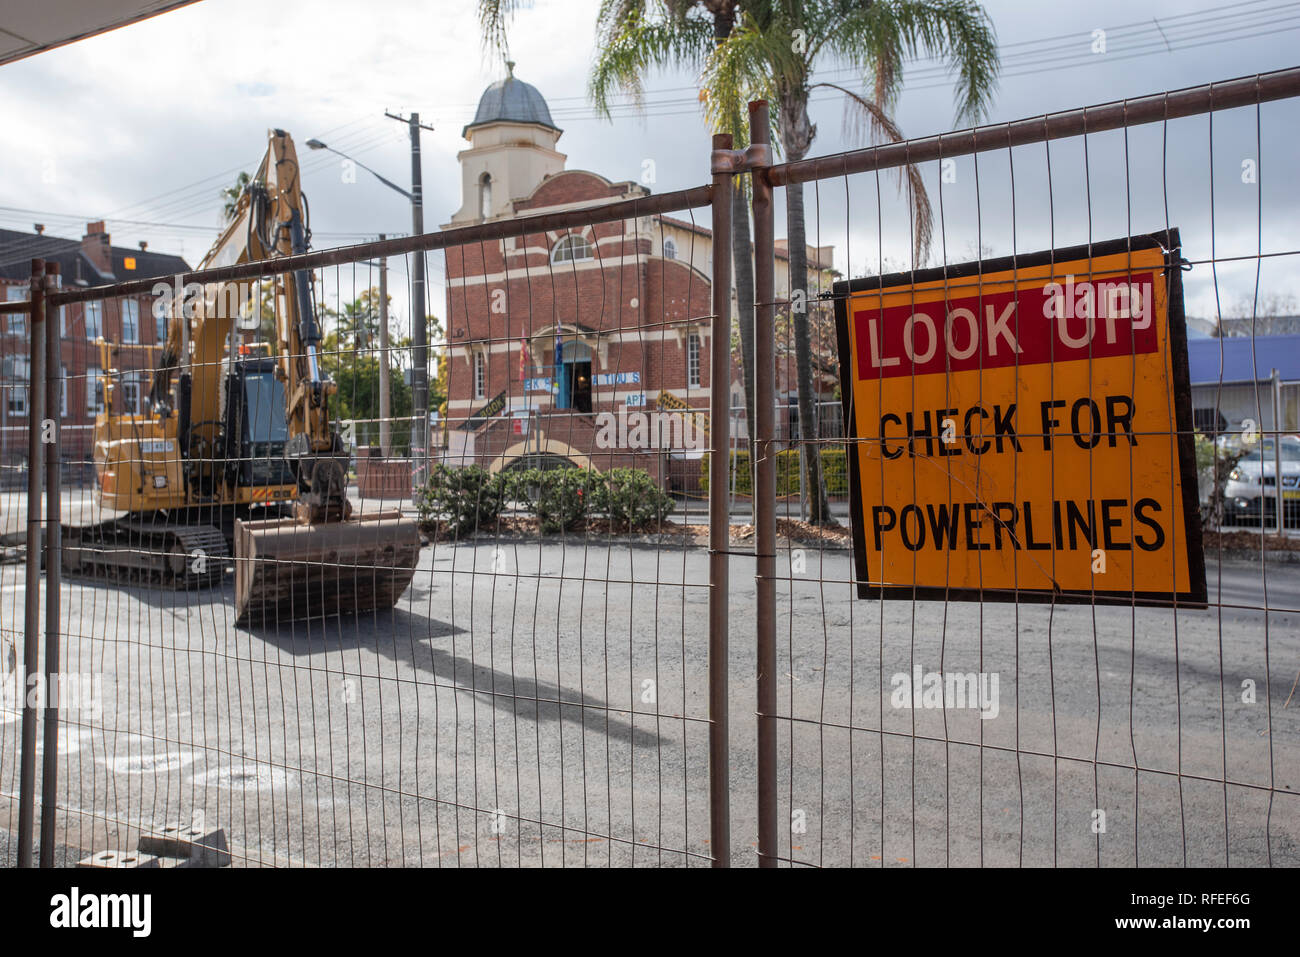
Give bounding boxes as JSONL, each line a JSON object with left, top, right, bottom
{"left": 854, "top": 271, "right": 1160, "bottom": 381}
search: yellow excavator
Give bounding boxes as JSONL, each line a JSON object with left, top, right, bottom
{"left": 69, "top": 129, "right": 420, "bottom": 626}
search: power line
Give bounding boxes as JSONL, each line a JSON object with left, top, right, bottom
{"left": 18, "top": 0, "right": 1292, "bottom": 238}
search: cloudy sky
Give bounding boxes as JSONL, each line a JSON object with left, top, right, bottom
{"left": 2, "top": 0, "right": 1299, "bottom": 320}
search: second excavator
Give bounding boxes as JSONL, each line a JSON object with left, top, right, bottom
{"left": 70, "top": 129, "right": 420, "bottom": 625}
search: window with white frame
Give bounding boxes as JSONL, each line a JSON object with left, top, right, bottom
{"left": 85, "top": 301, "right": 102, "bottom": 339}
{"left": 6, "top": 285, "right": 25, "bottom": 336}
{"left": 87, "top": 366, "right": 104, "bottom": 415}
{"left": 479, "top": 172, "right": 493, "bottom": 220}
{"left": 687, "top": 332, "right": 701, "bottom": 388}
{"left": 473, "top": 349, "right": 487, "bottom": 399}
{"left": 121, "top": 374, "right": 141, "bottom": 415}
{"left": 4, "top": 357, "right": 30, "bottom": 415}
{"left": 121, "top": 299, "right": 140, "bottom": 343}
{"left": 59, "top": 366, "right": 67, "bottom": 417}
{"left": 663, "top": 237, "right": 677, "bottom": 260}
{"left": 551, "top": 234, "right": 593, "bottom": 264}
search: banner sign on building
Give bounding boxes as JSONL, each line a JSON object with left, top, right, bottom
{"left": 832, "top": 231, "right": 1206, "bottom": 606}
{"left": 458, "top": 390, "right": 507, "bottom": 431}
{"left": 592, "top": 371, "right": 641, "bottom": 387}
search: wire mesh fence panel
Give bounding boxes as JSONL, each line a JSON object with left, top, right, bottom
{"left": 759, "top": 73, "right": 1300, "bottom": 867}
{"left": 5, "top": 69, "right": 1299, "bottom": 871}
{"left": 0, "top": 182, "right": 721, "bottom": 866}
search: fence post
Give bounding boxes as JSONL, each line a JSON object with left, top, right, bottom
{"left": 40, "top": 262, "right": 61, "bottom": 866}
{"left": 708, "top": 133, "right": 734, "bottom": 867}
{"left": 1272, "top": 368, "right": 1283, "bottom": 535}
{"left": 378, "top": 234, "right": 391, "bottom": 458}
{"left": 749, "top": 101, "right": 778, "bottom": 868}
{"left": 17, "top": 258, "right": 45, "bottom": 868}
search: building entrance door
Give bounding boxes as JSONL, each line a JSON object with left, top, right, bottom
{"left": 556, "top": 340, "right": 593, "bottom": 413}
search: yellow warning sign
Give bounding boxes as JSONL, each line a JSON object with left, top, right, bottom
{"left": 832, "top": 231, "right": 1205, "bottom": 605}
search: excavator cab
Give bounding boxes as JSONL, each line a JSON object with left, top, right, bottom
{"left": 221, "top": 356, "right": 297, "bottom": 494}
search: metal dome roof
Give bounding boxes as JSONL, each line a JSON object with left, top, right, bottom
{"left": 464, "top": 62, "right": 561, "bottom": 137}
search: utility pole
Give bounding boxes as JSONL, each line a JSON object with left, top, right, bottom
{"left": 378, "top": 234, "right": 390, "bottom": 457}
{"left": 385, "top": 110, "right": 435, "bottom": 472}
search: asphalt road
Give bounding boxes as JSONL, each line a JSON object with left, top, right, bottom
{"left": 1, "top": 537, "right": 1297, "bottom": 868}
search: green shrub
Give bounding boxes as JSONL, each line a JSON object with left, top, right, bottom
{"left": 414, "top": 464, "right": 506, "bottom": 537}
{"left": 595, "top": 468, "right": 675, "bottom": 530}
{"left": 512, "top": 466, "right": 599, "bottom": 533}
{"left": 818, "top": 449, "right": 849, "bottom": 496}
{"left": 701, "top": 448, "right": 848, "bottom": 496}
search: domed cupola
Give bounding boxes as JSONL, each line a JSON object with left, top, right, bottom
{"left": 447, "top": 61, "right": 567, "bottom": 226}
{"left": 463, "top": 61, "right": 561, "bottom": 137}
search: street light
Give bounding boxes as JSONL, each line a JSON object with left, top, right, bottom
{"left": 306, "top": 133, "right": 429, "bottom": 469}
{"left": 305, "top": 139, "right": 413, "bottom": 201}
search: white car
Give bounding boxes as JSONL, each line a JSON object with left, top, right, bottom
{"left": 1223, "top": 436, "right": 1300, "bottom": 527}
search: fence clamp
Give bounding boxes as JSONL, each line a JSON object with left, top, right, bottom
{"left": 711, "top": 143, "right": 771, "bottom": 175}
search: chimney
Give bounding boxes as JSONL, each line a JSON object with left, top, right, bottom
{"left": 34, "top": 223, "right": 44, "bottom": 234}
{"left": 138, "top": 241, "right": 148, "bottom": 251}
{"left": 81, "top": 220, "right": 113, "bottom": 273}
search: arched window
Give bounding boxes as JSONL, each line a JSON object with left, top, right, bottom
{"left": 551, "top": 234, "right": 593, "bottom": 264}
{"left": 478, "top": 173, "right": 492, "bottom": 220}
{"left": 663, "top": 238, "right": 677, "bottom": 260}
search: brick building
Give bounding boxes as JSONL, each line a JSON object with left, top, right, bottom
{"left": 440, "top": 66, "right": 838, "bottom": 484}
{"left": 0, "top": 222, "right": 190, "bottom": 481}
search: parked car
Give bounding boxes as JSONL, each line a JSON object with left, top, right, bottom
{"left": 1223, "top": 436, "right": 1300, "bottom": 527}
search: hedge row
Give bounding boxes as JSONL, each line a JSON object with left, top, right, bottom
{"left": 700, "top": 448, "right": 849, "bottom": 496}
{"left": 415, "top": 465, "right": 675, "bottom": 537}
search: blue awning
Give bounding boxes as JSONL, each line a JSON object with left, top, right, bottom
{"left": 1187, "top": 335, "right": 1300, "bottom": 385}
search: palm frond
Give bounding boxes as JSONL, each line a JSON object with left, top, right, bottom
{"left": 477, "top": 0, "right": 529, "bottom": 57}
{"left": 814, "top": 81, "right": 933, "bottom": 264}
{"left": 699, "top": 22, "right": 778, "bottom": 146}
{"left": 830, "top": 0, "right": 999, "bottom": 127}
{"left": 588, "top": 9, "right": 715, "bottom": 119}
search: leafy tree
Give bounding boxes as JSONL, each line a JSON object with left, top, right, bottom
{"left": 320, "top": 289, "right": 414, "bottom": 447}
{"left": 221, "top": 171, "right": 252, "bottom": 223}
{"left": 584, "top": 1, "right": 761, "bottom": 473}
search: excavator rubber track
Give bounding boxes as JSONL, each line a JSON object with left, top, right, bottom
{"left": 62, "top": 520, "right": 230, "bottom": 590}
{"left": 233, "top": 511, "right": 420, "bottom": 627}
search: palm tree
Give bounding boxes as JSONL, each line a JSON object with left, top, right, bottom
{"left": 586, "top": 2, "right": 764, "bottom": 488}
{"left": 702, "top": 0, "right": 999, "bottom": 523}
{"left": 221, "top": 171, "right": 252, "bottom": 224}
{"left": 479, "top": 0, "right": 763, "bottom": 492}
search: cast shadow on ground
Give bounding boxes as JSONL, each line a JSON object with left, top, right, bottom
{"left": 249, "top": 607, "right": 664, "bottom": 750}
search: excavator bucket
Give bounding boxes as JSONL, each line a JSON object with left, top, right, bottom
{"left": 233, "top": 512, "right": 421, "bottom": 627}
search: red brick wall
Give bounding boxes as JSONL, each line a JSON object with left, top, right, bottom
{"left": 442, "top": 170, "right": 714, "bottom": 477}
{"left": 0, "top": 289, "right": 166, "bottom": 465}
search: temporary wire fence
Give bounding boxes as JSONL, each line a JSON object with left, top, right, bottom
{"left": 1, "top": 66, "right": 1299, "bottom": 868}
{"left": 757, "top": 70, "right": 1300, "bottom": 867}
{"left": 0, "top": 183, "right": 722, "bottom": 868}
